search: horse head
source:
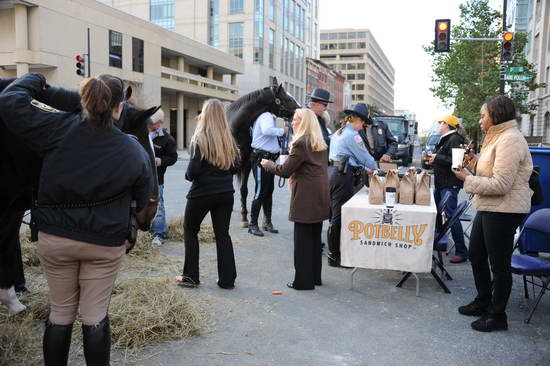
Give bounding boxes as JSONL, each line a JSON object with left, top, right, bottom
{"left": 268, "top": 77, "right": 301, "bottom": 119}
{"left": 116, "top": 86, "right": 161, "bottom": 230}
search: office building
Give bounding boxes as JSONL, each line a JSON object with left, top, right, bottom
{"left": 320, "top": 28, "right": 395, "bottom": 115}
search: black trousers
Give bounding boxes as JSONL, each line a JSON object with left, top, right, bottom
{"left": 250, "top": 152, "right": 276, "bottom": 225}
{"left": 327, "top": 166, "right": 355, "bottom": 261}
{"left": 0, "top": 209, "right": 25, "bottom": 289}
{"left": 469, "top": 211, "right": 525, "bottom": 314}
{"left": 183, "top": 192, "right": 236, "bottom": 286}
{"left": 293, "top": 222, "right": 323, "bottom": 290}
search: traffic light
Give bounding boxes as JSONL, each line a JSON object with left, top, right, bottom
{"left": 501, "top": 32, "right": 514, "bottom": 61}
{"left": 76, "top": 54, "right": 86, "bottom": 77}
{"left": 434, "top": 19, "right": 451, "bottom": 52}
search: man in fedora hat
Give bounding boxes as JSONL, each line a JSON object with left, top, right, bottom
{"left": 355, "top": 104, "right": 397, "bottom": 163}
{"left": 307, "top": 88, "right": 332, "bottom": 147}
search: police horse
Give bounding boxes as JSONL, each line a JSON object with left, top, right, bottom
{"left": 227, "top": 78, "right": 300, "bottom": 228}
{"left": 0, "top": 77, "right": 160, "bottom": 312}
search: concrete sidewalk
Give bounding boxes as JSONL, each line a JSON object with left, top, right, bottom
{"left": 146, "top": 157, "right": 550, "bottom": 366}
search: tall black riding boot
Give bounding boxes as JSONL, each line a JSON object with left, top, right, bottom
{"left": 43, "top": 320, "right": 73, "bottom": 366}
{"left": 82, "top": 316, "right": 111, "bottom": 366}
{"left": 248, "top": 200, "right": 264, "bottom": 237}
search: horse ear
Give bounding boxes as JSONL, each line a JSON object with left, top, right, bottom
{"left": 142, "top": 105, "right": 161, "bottom": 120}
{"left": 272, "top": 77, "right": 278, "bottom": 86}
{"left": 125, "top": 86, "right": 132, "bottom": 101}
{"left": 277, "top": 83, "right": 283, "bottom": 94}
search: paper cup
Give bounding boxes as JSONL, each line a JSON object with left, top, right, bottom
{"left": 452, "top": 148, "right": 465, "bottom": 169}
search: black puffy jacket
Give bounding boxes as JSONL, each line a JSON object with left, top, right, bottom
{"left": 151, "top": 129, "right": 177, "bottom": 185}
{"left": 432, "top": 131, "right": 466, "bottom": 190}
{"left": 0, "top": 73, "right": 154, "bottom": 247}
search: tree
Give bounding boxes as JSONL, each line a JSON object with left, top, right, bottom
{"left": 426, "top": 0, "right": 544, "bottom": 144}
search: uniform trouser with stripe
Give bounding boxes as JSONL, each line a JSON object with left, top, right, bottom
{"left": 327, "top": 166, "right": 355, "bottom": 261}
{"left": 250, "top": 153, "right": 276, "bottom": 226}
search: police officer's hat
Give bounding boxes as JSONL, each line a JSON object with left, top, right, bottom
{"left": 344, "top": 103, "right": 370, "bottom": 122}
{"left": 307, "top": 88, "right": 333, "bottom": 104}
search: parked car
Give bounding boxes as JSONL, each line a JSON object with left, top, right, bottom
{"left": 421, "top": 133, "right": 441, "bottom": 169}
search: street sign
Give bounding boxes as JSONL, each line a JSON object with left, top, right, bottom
{"left": 504, "top": 66, "right": 524, "bottom": 73}
{"left": 505, "top": 73, "right": 531, "bottom": 82}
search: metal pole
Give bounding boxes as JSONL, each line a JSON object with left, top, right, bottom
{"left": 87, "top": 27, "right": 91, "bottom": 77}
{"left": 500, "top": 0, "right": 507, "bottom": 94}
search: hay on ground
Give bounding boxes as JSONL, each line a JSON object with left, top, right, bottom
{"left": 167, "top": 216, "right": 216, "bottom": 243}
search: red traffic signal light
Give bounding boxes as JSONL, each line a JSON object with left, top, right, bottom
{"left": 435, "top": 19, "right": 451, "bottom": 53}
{"left": 501, "top": 32, "right": 514, "bottom": 61}
{"left": 76, "top": 54, "right": 86, "bottom": 77}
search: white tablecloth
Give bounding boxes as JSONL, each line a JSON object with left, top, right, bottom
{"left": 341, "top": 188, "right": 437, "bottom": 273}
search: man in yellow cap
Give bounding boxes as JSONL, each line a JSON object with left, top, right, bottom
{"left": 429, "top": 115, "right": 468, "bottom": 263}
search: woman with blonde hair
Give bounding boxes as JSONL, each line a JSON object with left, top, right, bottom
{"left": 177, "top": 99, "right": 239, "bottom": 289}
{"left": 261, "top": 108, "right": 330, "bottom": 290}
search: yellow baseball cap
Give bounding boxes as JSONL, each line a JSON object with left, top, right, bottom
{"left": 438, "top": 115, "right": 460, "bottom": 128}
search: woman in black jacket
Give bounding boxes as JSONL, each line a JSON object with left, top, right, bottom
{"left": 177, "top": 99, "right": 239, "bottom": 289}
{"left": 0, "top": 73, "right": 155, "bottom": 366}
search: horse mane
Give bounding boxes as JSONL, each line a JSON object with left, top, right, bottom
{"left": 226, "top": 88, "right": 269, "bottom": 116}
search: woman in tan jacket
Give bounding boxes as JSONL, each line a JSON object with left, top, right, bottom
{"left": 454, "top": 95, "right": 532, "bottom": 332}
{"left": 261, "top": 109, "right": 330, "bottom": 290}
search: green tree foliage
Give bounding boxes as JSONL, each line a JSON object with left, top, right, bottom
{"left": 426, "top": 0, "right": 544, "bottom": 143}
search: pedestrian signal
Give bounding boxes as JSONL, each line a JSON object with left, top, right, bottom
{"left": 434, "top": 19, "right": 451, "bottom": 53}
{"left": 76, "top": 55, "right": 86, "bottom": 77}
{"left": 501, "top": 32, "right": 514, "bottom": 61}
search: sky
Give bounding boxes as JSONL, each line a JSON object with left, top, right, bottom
{"left": 319, "top": 0, "right": 503, "bottom": 134}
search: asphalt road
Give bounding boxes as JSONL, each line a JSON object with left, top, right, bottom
{"left": 139, "top": 146, "right": 550, "bottom": 366}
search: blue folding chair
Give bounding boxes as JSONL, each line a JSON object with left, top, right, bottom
{"left": 511, "top": 208, "right": 550, "bottom": 324}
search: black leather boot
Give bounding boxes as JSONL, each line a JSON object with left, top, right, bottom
{"left": 248, "top": 223, "right": 264, "bottom": 237}
{"left": 327, "top": 252, "right": 340, "bottom": 267}
{"left": 43, "top": 320, "right": 73, "bottom": 366}
{"left": 82, "top": 316, "right": 111, "bottom": 366}
{"left": 471, "top": 313, "right": 508, "bottom": 332}
{"left": 262, "top": 215, "right": 279, "bottom": 233}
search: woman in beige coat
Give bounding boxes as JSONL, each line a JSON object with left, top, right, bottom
{"left": 261, "top": 109, "right": 330, "bottom": 290}
{"left": 454, "top": 95, "right": 532, "bottom": 332}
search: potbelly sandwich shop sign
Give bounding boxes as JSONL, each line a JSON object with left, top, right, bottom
{"left": 341, "top": 204, "right": 437, "bottom": 273}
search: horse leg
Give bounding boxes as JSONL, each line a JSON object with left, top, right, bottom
{"left": 240, "top": 162, "right": 252, "bottom": 228}
{"left": 0, "top": 209, "right": 27, "bottom": 313}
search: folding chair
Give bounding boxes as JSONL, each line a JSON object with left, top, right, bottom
{"left": 397, "top": 200, "right": 469, "bottom": 294}
{"left": 445, "top": 198, "right": 473, "bottom": 256}
{"left": 510, "top": 208, "right": 550, "bottom": 324}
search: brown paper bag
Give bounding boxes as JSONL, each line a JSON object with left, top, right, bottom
{"left": 398, "top": 169, "right": 416, "bottom": 205}
{"left": 368, "top": 171, "right": 385, "bottom": 205}
{"left": 378, "top": 162, "right": 398, "bottom": 171}
{"left": 385, "top": 169, "right": 399, "bottom": 192}
{"left": 415, "top": 170, "right": 431, "bottom": 205}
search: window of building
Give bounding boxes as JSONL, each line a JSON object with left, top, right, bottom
{"left": 132, "top": 37, "right": 144, "bottom": 73}
{"left": 357, "top": 42, "right": 366, "bottom": 48}
{"left": 338, "top": 43, "right": 346, "bottom": 50}
{"left": 269, "top": 28, "right": 275, "bottom": 69}
{"left": 300, "top": 7, "right": 305, "bottom": 41}
{"left": 254, "top": 0, "right": 264, "bottom": 64}
{"left": 338, "top": 32, "right": 347, "bottom": 40}
{"left": 109, "top": 30, "right": 122, "bottom": 68}
{"left": 284, "top": 0, "right": 289, "bottom": 31}
{"left": 356, "top": 94, "right": 364, "bottom": 101}
{"left": 269, "top": 0, "right": 275, "bottom": 21}
{"left": 228, "top": 22, "right": 244, "bottom": 58}
{"left": 348, "top": 32, "right": 357, "bottom": 39}
{"left": 347, "top": 63, "right": 356, "bottom": 70}
{"left": 347, "top": 73, "right": 356, "bottom": 80}
{"left": 290, "top": 41, "right": 295, "bottom": 78}
{"left": 289, "top": 0, "right": 295, "bottom": 35}
{"left": 328, "top": 43, "right": 337, "bottom": 50}
{"left": 320, "top": 33, "right": 328, "bottom": 41}
{"left": 347, "top": 42, "right": 355, "bottom": 49}
{"left": 294, "top": 3, "right": 300, "bottom": 38}
{"left": 209, "top": 0, "right": 220, "bottom": 47}
{"left": 284, "top": 38, "right": 290, "bottom": 75}
{"left": 357, "top": 73, "right": 365, "bottom": 80}
{"left": 320, "top": 43, "right": 328, "bottom": 50}
{"left": 150, "top": 0, "right": 175, "bottom": 31}
{"left": 299, "top": 47, "right": 304, "bottom": 81}
{"left": 357, "top": 31, "right": 366, "bottom": 38}
{"left": 356, "top": 63, "right": 365, "bottom": 70}
{"left": 329, "top": 32, "right": 337, "bottom": 40}
{"left": 229, "top": 0, "right": 244, "bottom": 14}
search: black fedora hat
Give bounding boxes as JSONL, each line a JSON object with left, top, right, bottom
{"left": 307, "top": 88, "right": 333, "bottom": 104}
{"left": 344, "top": 103, "right": 370, "bottom": 122}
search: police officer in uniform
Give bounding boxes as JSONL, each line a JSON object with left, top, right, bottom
{"left": 358, "top": 107, "right": 397, "bottom": 162}
{"left": 249, "top": 111, "right": 289, "bottom": 236}
{"left": 307, "top": 88, "right": 332, "bottom": 147}
{"left": 327, "top": 104, "right": 377, "bottom": 267}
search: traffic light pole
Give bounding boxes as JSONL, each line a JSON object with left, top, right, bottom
{"left": 500, "top": 0, "right": 507, "bottom": 94}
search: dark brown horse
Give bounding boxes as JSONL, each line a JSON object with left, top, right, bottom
{"left": 227, "top": 78, "right": 300, "bottom": 227}
{"left": 0, "top": 78, "right": 159, "bottom": 309}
